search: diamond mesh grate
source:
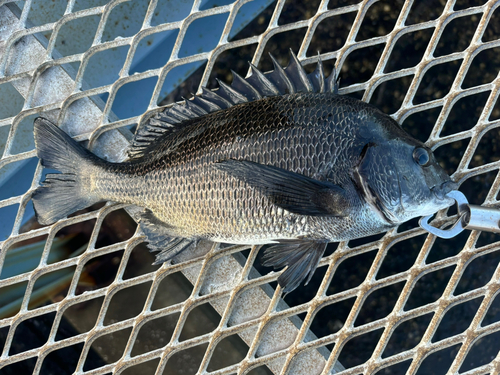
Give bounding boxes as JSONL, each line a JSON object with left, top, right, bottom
{"left": 1, "top": 0, "right": 500, "bottom": 374}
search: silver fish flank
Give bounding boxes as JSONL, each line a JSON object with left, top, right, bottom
{"left": 32, "top": 52, "right": 457, "bottom": 293}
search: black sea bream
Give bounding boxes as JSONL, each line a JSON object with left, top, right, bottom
{"left": 32, "top": 52, "right": 456, "bottom": 293}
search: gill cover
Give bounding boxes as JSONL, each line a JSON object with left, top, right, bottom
{"left": 353, "top": 143, "right": 401, "bottom": 224}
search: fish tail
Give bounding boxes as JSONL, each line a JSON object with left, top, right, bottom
{"left": 32, "top": 118, "right": 103, "bottom": 225}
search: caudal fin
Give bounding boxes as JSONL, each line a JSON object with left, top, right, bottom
{"left": 32, "top": 118, "right": 102, "bottom": 225}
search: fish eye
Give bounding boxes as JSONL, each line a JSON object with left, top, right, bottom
{"left": 413, "top": 147, "right": 431, "bottom": 167}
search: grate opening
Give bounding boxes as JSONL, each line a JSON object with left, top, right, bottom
{"left": 459, "top": 330, "right": 500, "bottom": 372}
{"left": 166, "top": 342, "right": 209, "bottom": 375}
{"left": 9, "top": 311, "right": 56, "bottom": 355}
{"left": 39, "top": 342, "right": 84, "bottom": 375}
{"left": 374, "top": 359, "right": 412, "bottom": 375}
{"left": 121, "top": 358, "right": 161, "bottom": 375}
{"left": 1, "top": 356, "right": 37, "bottom": 375}
{"left": 455, "top": 250, "right": 500, "bottom": 295}
{"left": 414, "top": 59, "right": 463, "bottom": 105}
{"left": 354, "top": 282, "right": 406, "bottom": 327}
{"left": 56, "top": 297, "right": 104, "bottom": 340}
{"left": 356, "top": 0, "right": 404, "bottom": 41}
{"left": 382, "top": 313, "right": 434, "bottom": 358}
{"left": 83, "top": 326, "right": 133, "bottom": 371}
{"left": 432, "top": 296, "right": 484, "bottom": 342}
{"left": 327, "top": 250, "right": 377, "bottom": 295}
{"left": 338, "top": 328, "right": 384, "bottom": 369}
{"left": 130, "top": 313, "right": 179, "bottom": 357}
{"left": 434, "top": 14, "right": 480, "bottom": 57}
{"left": 377, "top": 234, "right": 425, "bottom": 279}
{"left": 404, "top": 266, "right": 456, "bottom": 311}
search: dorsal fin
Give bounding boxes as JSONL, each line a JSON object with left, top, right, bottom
{"left": 326, "top": 66, "right": 339, "bottom": 94}
{"left": 308, "top": 57, "right": 325, "bottom": 93}
{"left": 201, "top": 87, "right": 231, "bottom": 109}
{"left": 286, "top": 49, "right": 313, "bottom": 93}
{"left": 183, "top": 97, "right": 208, "bottom": 116}
{"left": 128, "top": 51, "right": 339, "bottom": 160}
{"left": 191, "top": 94, "right": 221, "bottom": 112}
{"left": 246, "top": 63, "right": 279, "bottom": 97}
{"left": 216, "top": 78, "right": 248, "bottom": 104}
{"left": 266, "top": 53, "right": 295, "bottom": 94}
{"left": 230, "top": 70, "right": 261, "bottom": 101}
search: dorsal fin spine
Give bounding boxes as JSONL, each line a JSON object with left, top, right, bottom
{"left": 216, "top": 78, "right": 248, "bottom": 104}
{"left": 247, "top": 63, "right": 279, "bottom": 96}
{"left": 183, "top": 97, "right": 208, "bottom": 116}
{"left": 308, "top": 56, "right": 325, "bottom": 93}
{"left": 286, "top": 50, "right": 313, "bottom": 93}
{"left": 326, "top": 66, "right": 339, "bottom": 94}
{"left": 267, "top": 53, "right": 295, "bottom": 94}
{"left": 201, "top": 87, "right": 232, "bottom": 109}
{"left": 167, "top": 108, "right": 190, "bottom": 121}
{"left": 192, "top": 95, "right": 221, "bottom": 112}
{"left": 230, "top": 70, "right": 262, "bottom": 101}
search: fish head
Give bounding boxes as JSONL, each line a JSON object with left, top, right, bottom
{"left": 353, "top": 116, "right": 457, "bottom": 225}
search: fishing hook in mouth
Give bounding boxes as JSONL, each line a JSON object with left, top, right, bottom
{"left": 419, "top": 190, "right": 468, "bottom": 239}
{"left": 431, "top": 181, "right": 459, "bottom": 200}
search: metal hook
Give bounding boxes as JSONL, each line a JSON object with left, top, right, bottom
{"left": 419, "top": 191, "right": 469, "bottom": 239}
{"left": 419, "top": 190, "right": 500, "bottom": 238}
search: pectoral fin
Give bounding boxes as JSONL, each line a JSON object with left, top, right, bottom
{"left": 262, "top": 240, "right": 328, "bottom": 294}
{"left": 139, "top": 210, "right": 194, "bottom": 263}
{"left": 214, "top": 159, "right": 348, "bottom": 216}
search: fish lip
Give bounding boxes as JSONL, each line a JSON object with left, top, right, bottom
{"left": 432, "top": 181, "right": 458, "bottom": 200}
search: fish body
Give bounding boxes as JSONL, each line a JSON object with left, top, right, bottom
{"left": 32, "top": 53, "right": 456, "bottom": 293}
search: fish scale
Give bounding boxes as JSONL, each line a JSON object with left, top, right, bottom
{"left": 92, "top": 95, "right": 363, "bottom": 241}
{"left": 31, "top": 52, "right": 456, "bottom": 293}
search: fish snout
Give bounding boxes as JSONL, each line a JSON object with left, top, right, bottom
{"left": 432, "top": 180, "right": 458, "bottom": 200}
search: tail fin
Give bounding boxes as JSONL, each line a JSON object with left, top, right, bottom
{"left": 32, "top": 118, "right": 103, "bottom": 225}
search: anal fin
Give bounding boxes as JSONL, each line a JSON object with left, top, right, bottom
{"left": 139, "top": 210, "right": 195, "bottom": 263}
{"left": 262, "top": 240, "right": 328, "bottom": 294}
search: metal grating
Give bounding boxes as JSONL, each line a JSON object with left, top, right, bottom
{"left": 0, "top": 0, "right": 500, "bottom": 374}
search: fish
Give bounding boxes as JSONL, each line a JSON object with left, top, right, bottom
{"left": 31, "top": 51, "right": 457, "bottom": 293}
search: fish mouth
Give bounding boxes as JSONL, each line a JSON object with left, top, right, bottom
{"left": 431, "top": 181, "right": 458, "bottom": 203}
